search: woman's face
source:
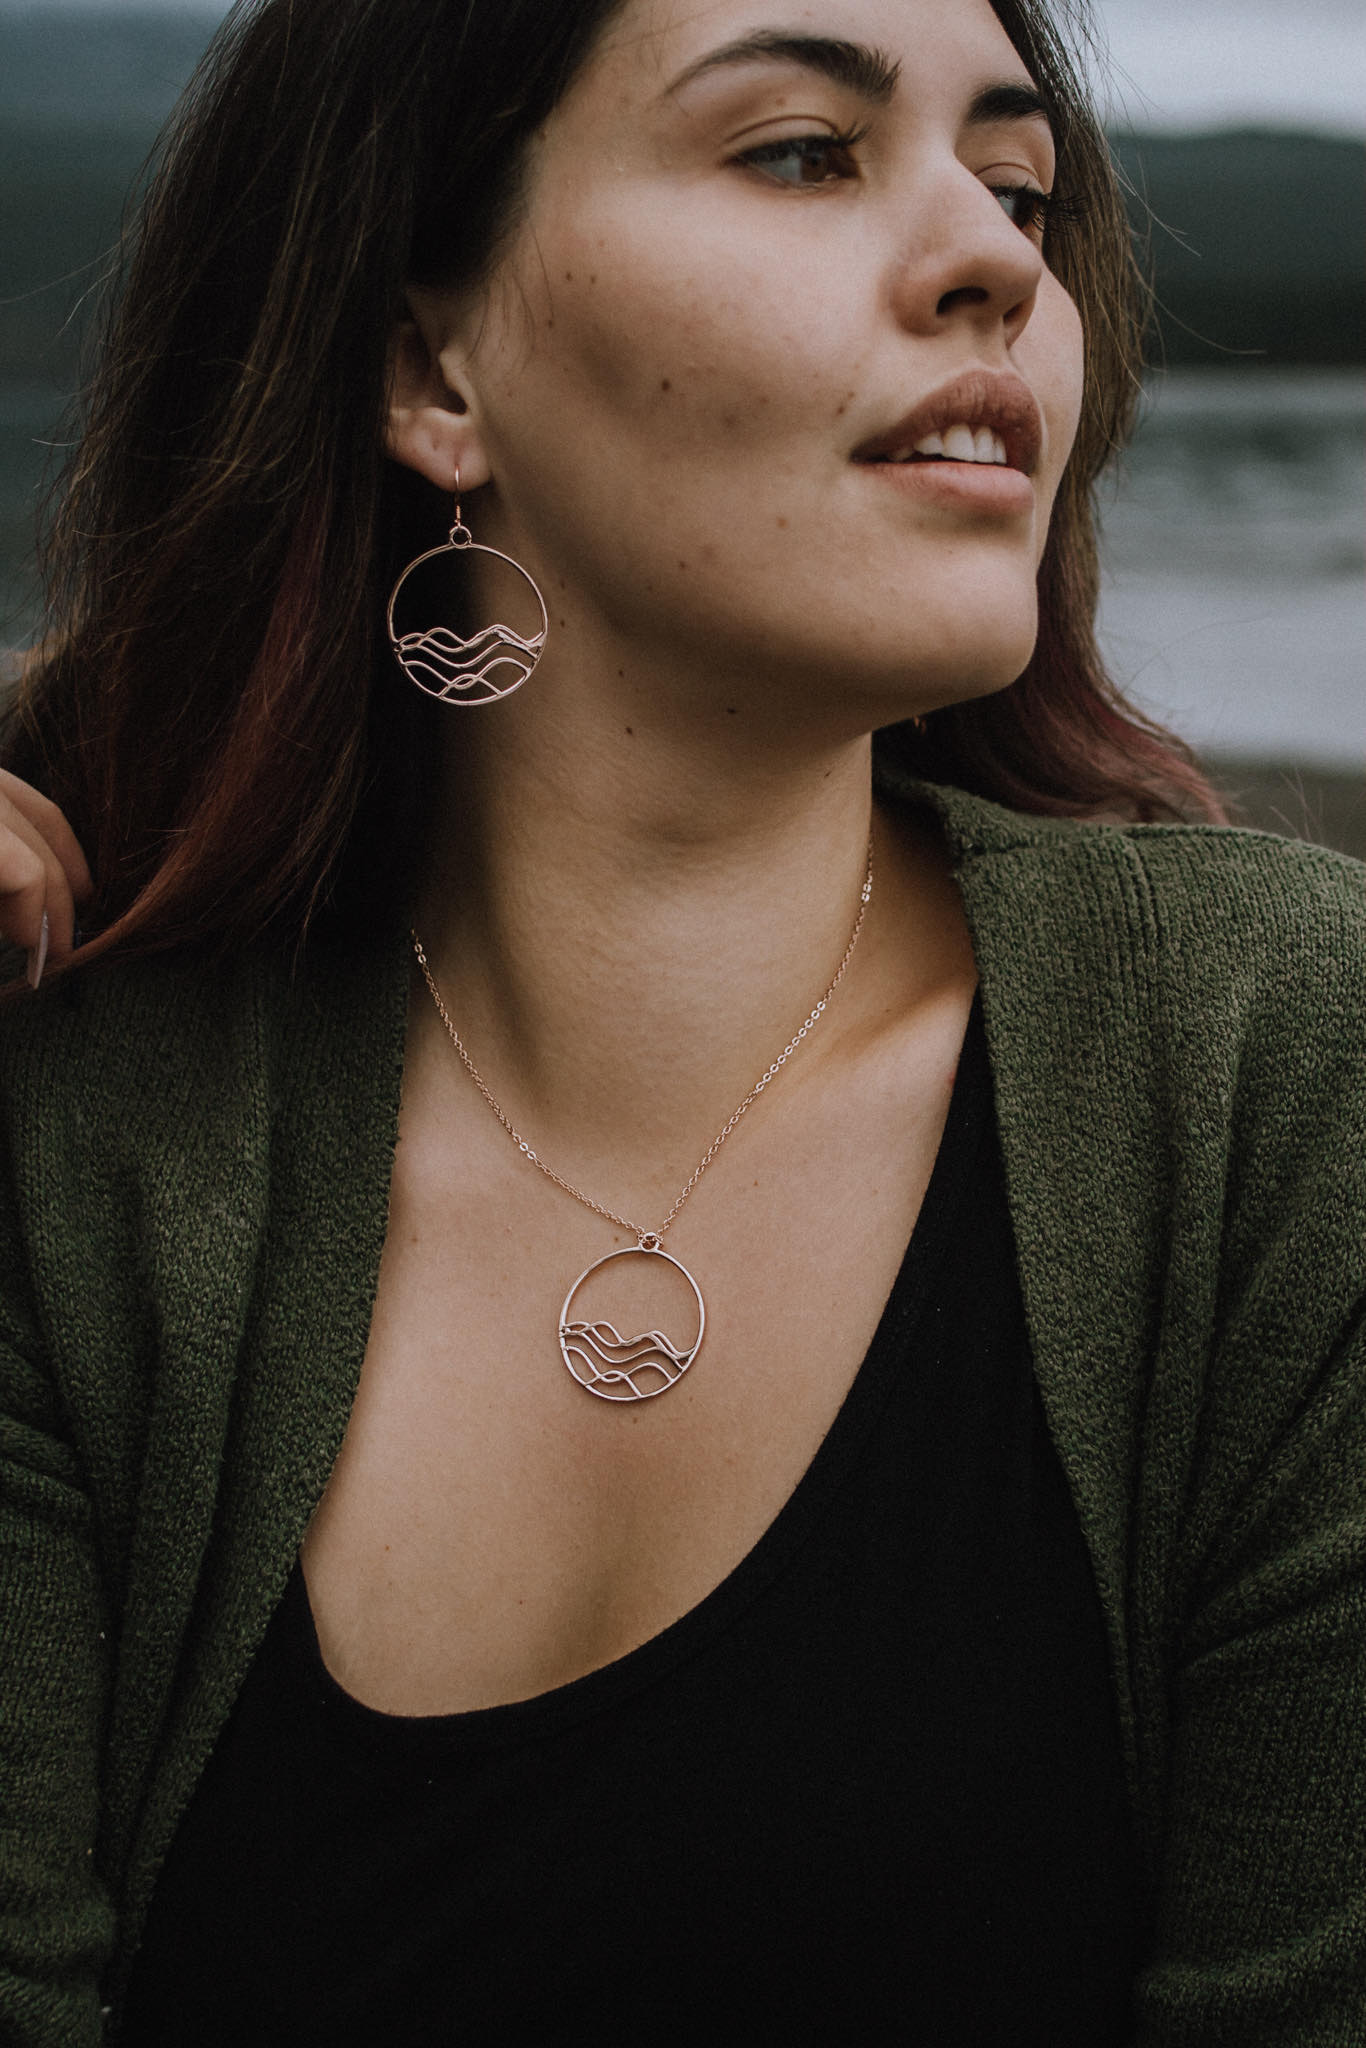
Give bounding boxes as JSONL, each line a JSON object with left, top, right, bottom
{"left": 420, "top": 0, "right": 1086, "bottom": 722}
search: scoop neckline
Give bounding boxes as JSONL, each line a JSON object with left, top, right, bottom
{"left": 287, "top": 995, "right": 990, "bottom": 1759}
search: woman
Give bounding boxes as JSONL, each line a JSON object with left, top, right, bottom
{"left": 1, "top": 0, "right": 1362, "bottom": 2039}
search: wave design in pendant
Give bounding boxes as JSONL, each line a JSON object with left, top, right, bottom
{"left": 560, "top": 1320, "right": 691, "bottom": 1400}
{"left": 559, "top": 1243, "right": 705, "bottom": 1403}
{"left": 392, "top": 621, "right": 545, "bottom": 703}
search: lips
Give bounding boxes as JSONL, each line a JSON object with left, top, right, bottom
{"left": 853, "top": 370, "right": 1044, "bottom": 477}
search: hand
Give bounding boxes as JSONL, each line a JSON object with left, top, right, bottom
{"left": 0, "top": 770, "right": 93, "bottom": 988}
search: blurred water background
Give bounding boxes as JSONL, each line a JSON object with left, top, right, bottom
{"left": 1, "top": 4, "right": 1362, "bottom": 851}
{"left": 1098, "top": 368, "right": 1363, "bottom": 767}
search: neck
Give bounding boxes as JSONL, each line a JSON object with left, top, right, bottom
{"left": 410, "top": 633, "right": 962, "bottom": 1216}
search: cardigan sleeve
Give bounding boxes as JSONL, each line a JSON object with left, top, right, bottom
{"left": 1137, "top": 1309, "right": 1366, "bottom": 2044}
{"left": 1131, "top": 839, "right": 1366, "bottom": 2046}
{"left": 0, "top": 1264, "right": 113, "bottom": 2044}
{"left": 0, "top": 935, "right": 398, "bottom": 2036}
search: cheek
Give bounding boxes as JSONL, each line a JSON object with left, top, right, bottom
{"left": 1035, "top": 280, "right": 1086, "bottom": 474}
{"left": 498, "top": 201, "right": 860, "bottom": 461}
{"left": 1015, "top": 279, "right": 1084, "bottom": 562}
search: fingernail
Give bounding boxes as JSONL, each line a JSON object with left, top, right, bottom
{"left": 26, "top": 912, "right": 49, "bottom": 990}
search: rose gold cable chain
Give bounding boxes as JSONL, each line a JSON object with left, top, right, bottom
{"left": 411, "top": 835, "right": 873, "bottom": 1245}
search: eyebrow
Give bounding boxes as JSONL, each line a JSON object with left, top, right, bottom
{"left": 966, "top": 81, "right": 1054, "bottom": 135}
{"left": 666, "top": 32, "right": 1055, "bottom": 140}
{"left": 666, "top": 32, "right": 902, "bottom": 107}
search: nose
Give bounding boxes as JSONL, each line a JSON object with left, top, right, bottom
{"left": 887, "top": 163, "right": 1046, "bottom": 348}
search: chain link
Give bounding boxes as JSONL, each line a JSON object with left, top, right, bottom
{"left": 412, "top": 835, "right": 874, "bottom": 1244}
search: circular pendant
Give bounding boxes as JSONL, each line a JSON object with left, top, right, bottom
{"left": 559, "top": 1239, "right": 706, "bottom": 1403}
{"left": 387, "top": 528, "right": 548, "bottom": 707}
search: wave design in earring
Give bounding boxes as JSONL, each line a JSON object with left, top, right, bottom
{"left": 387, "top": 481, "right": 548, "bottom": 706}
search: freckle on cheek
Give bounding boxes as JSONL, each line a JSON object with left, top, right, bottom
{"left": 776, "top": 517, "right": 788, "bottom": 530}
{"left": 660, "top": 379, "right": 671, "bottom": 392}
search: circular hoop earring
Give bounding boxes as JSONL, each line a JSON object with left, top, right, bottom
{"left": 386, "top": 478, "right": 548, "bottom": 706}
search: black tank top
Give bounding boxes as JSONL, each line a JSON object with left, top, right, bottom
{"left": 122, "top": 1003, "right": 1141, "bottom": 2043}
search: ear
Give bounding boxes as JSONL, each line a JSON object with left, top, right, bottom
{"left": 384, "top": 297, "right": 492, "bottom": 494}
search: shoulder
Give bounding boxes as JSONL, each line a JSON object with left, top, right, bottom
{"left": 0, "top": 925, "right": 409, "bottom": 1130}
{"left": 900, "top": 773, "right": 1365, "bottom": 1019}
{"left": 1108, "top": 820, "right": 1364, "bottom": 1053}
{"left": 1112, "top": 827, "right": 1366, "bottom": 1180}
{"left": 0, "top": 950, "right": 277, "bottom": 1397}
{"left": 2, "top": 945, "right": 265, "bottom": 1116}
{"left": 0, "top": 951, "right": 285, "bottom": 1271}
{"left": 1117, "top": 816, "right": 1365, "bottom": 967}
{"left": 888, "top": 779, "right": 1366, "bottom": 1191}
{"left": 0, "top": 929, "right": 409, "bottom": 1352}
{"left": 1102, "top": 824, "right": 1365, "bottom": 1092}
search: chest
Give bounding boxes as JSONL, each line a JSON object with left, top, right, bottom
{"left": 302, "top": 998, "right": 971, "bottom": 1715}
{"left": 128, "top": 1116, "right": 1142, "bottom": 2043}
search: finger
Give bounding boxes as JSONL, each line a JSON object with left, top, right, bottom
{"left": 26, "top": 912, "right": 49, "bottom": 991}
{"left": 0, "top": 805, "right": 76, "bottom": 968}
{"left": 0, "top": 769, "right": 94, "bottom": 903}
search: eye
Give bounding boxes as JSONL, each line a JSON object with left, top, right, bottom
{"left": 735, "top": 127, "right": 867, "bottom": 189}
{"left": 989, "top": 182, "right": 1053, "bottom": 237}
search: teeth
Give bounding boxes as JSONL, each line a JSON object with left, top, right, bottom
{"left": 877, "top": 422, "right": 1013, "bottom": 465}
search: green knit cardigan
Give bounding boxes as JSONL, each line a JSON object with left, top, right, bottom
{"left": 1, "top": 780, "right": 1363, "bottom": 2045}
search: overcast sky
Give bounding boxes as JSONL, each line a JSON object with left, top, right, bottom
{"left": 2, "top": 0, "right": 1362, "bottom": 133}
{"left": 1089, "top": 0, "right": 1363, "bottom": 133}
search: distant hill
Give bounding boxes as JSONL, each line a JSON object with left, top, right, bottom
{"left": 1111, "top": 129, "right": 1365, "bottom": 366}
{"left": 0, "top": 10, "right": 1362, "bottom": 384}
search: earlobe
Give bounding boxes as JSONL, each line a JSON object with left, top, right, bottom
{"left": 384, "top": 316, "right": 491, "bottom": 493}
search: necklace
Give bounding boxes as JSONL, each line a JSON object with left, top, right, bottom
{"left": 412, "top": 838, "right": 873, "bottom": 1404}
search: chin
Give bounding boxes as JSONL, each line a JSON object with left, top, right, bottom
{"left": 934, "top": 659, "right": 1027, "bottom": 711}
{"left": 887, "top": 600, "right": 1040, "bottom": 710}
{"left": 850, "top": 546, "right": 1039, "bottom": 672}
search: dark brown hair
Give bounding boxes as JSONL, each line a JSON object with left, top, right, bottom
{"left": 3, "top": 0, "right": 1224, "bottom": 970}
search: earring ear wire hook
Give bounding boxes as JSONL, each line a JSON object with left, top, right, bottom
{"left": 386, "top": 465, "right": 548, "bottom": 705}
